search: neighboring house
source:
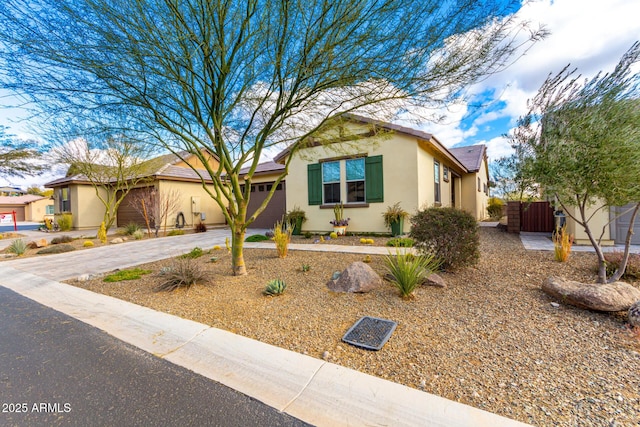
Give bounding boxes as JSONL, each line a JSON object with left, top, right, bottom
{"left": 45, "top": 150, "right": 227, "bottom": 230}
{"left": 0, "top": 186, "right": 27, "bottom": 196}
{"left": 274, "top": 114, "right": 490, "bottom": 234}
{"left": 0, "top": 194, "right": 54, "bottom": 222}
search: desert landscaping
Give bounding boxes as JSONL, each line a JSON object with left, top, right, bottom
{"left": 52, "top": 227, "right": 640, "bottom": 427}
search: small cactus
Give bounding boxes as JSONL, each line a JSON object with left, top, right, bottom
{"left": 263, "top": 279, "right": 286, "bottom": 296}
{"left": 363, "top": 255, "right": 372, "bottom": 263}
{"left": 360, "top": 237, "right": 367, "bottom": 244}
{"left": 301, "top": 263, "right": 311, "bottom": 272}
{"left": 329, "top": 232, "right": 338, "bottom": 239}
{"left": 98, "top": 221, "right": 107, "bottom": 243}
{"left": 83, "top": 240, "right": 95, "bottom": 247}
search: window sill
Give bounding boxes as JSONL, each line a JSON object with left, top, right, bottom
{"left": 320, "top": 203, "right": 369, "bottom": 209}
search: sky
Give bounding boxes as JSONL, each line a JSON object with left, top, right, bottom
{"left": 1, "top": 0, "right": 639, "bottom": 190}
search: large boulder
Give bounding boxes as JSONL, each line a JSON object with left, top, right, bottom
{"left": 542, "top": 277, "right": 640, "bottom": 312}
{"left": 326, "top": 261, "right": 381, "bottom": 293}
{"left": 422, "top": 273, "right": 446, "bottom": 288}
{"left": 629, "top": 301, "right": 640, "bottom": 327}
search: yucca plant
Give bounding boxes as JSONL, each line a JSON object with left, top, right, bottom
{"left": 263, "top": 279, "right": 287, "bottom": 296}
{"left": 7, "top": 238, "right": 27, "bottom": 256}
{"left": 124, "top": 222, "right": 141, "bottom": 235}
{"left": 384, "top": 250, "right": 440, "bottom": 299}
{"left": 553, "top": 225, "right": 573, "bottom": 262}
{"left": 272, "top": 220, "right": 291, "bottom": 258}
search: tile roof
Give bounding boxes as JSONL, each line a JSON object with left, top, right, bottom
{"left": 238, "top": 161, "right": 285, "bottom": 176}
{"left": 448, "top": 145, "right": 486, "bottom": 172}
{"left": 0, "top": 194, "right": 47, "bottom": 205}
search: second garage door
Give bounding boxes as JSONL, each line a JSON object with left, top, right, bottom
{"left": 244, "top": 181, "right": 286, "bottom": 229}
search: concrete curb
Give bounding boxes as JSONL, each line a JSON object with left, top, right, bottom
{"left": 0, "top": 262, "right": 531, "bottom": 427}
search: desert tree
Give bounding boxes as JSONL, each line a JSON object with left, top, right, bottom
{"left": 0, "top": 126, "right": 46, "bottom": 178}
{"left": 54, "top": 135, "right": 162, "bottom": 230}
{"left": 512, "top": 42, "right": 640, "bottom": 283}
{"left": 0, "top": 0, "right": 546, "bottom": 275}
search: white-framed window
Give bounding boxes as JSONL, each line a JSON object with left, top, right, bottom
{"left": 434, "top": 160, "right": 441, "bottom": 203}
{"left": 346, "top": 158, "right": 365, "bottom": 203}
{"left": 59, "top": 187, "right": 70, "bottom": 212}
{"left": 46, "top": 205, "right": 54, "bottom": 215}
{"left": 322, "top": 161, "right": 341, "bottom": 204}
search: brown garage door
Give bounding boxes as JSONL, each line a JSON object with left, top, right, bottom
{"left": 117, "top": 188, "right": 153, "bottom": 227}
{"left": 2, "top": 206, "right": 26, "bottom": 221}
{"left": 244, "top": 181, "right": 286, "bottom": 229}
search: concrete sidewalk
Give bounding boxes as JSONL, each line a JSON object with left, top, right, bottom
{"left": 0, "top": 229, "right": 530, "bottom": 426}
{"left": 519, "top": 231, "right": 640, "bottom": 253}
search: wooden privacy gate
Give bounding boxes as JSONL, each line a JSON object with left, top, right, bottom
{"left": 507, "top": 201, "right": 555, "bottom": 233}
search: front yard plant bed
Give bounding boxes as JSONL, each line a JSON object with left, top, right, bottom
{"left": 66, "top": 228, "right": 640, "bottom": 427}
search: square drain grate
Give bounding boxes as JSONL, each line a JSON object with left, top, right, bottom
{"left": 342, "top": 316, "right": 397, "bottom": 351}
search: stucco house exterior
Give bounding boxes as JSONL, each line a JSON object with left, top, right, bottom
{"left": 274, "top": 114, "right": 490, "bottom": 234}
{"left": 0, "top": 194, "right": 54, "bottom": 222}
{"left": 45, "top": 150, "right": 227, "bottom": 230}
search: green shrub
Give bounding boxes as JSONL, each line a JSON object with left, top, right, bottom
{"left": 104, "top": 268, "right": 152, "bottom": 282}
{"left": 154, "top": 258, "right": 208, "bottom": 292}
{"left": 329, "top": 232, "right": 338, "bottom": 239}
{"left": 263, "top": 279, "right": 287, "bottom": 296}
{"left": 7, "top": 239, "right": 27, "bottom": 256}
{"left": 124, "top": 222, "right": 141, "bottom": 235}
{"left": 180, "top": 247, "right": 204, "bottom": 259}
{"left": 132, "top": 230, "right": 144, "bottom": 240}
{"left": 83, "top": 240, "right": 95, "bottom": 247}
{"left": 386, "top": 237, "right": 414, "bottom": 247}
{"left": 37, "top": 244, "right": 76, "bottom": 254}
{"left": 604, "top": 252, "right": 640, "bottom": 279}
{"left": 167, "top": 229, "right": 184, "bottom": 236}
{"left": 303, "top": 231, "right": 312, "bottom": 239}
{"left": 487, "top": 197, "right": 504, "bottom": 220}
{"left": 51, "top": 235, "right": 74, "bottom": 244}
{"left": 56, "top": 213, "right": 73, "bottom": 231}
{"left": 384, "top": 250, "right": 440, "bottom": 298}
{"left": 194, "top": 222, "right": 207, "bottom": 233}
{"left": 409, "top": 207, "right": 479, "bottom": 271}
{"left": 245, "top": 234, "right": 270, "bottom": 242}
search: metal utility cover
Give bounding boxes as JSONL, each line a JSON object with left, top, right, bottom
{"left": 342, "top": 316, "right": 397, "bottom": 351}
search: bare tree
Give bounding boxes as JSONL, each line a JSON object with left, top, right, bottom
{"left": 0, "top": 0, "right": 546, "bottom": 275}
{"left": 54, "top": 136, "right": 161, "bottom": 229}
{"left": 129, "top": 187, "right": 182, "bottom": 237}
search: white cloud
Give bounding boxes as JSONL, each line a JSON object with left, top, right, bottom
{"left": 412, "top": 0, "right": 640, "bottom": 156}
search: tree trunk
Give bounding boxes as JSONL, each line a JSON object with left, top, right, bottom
{"left": 608, "top": 202, "right": 640, "bottom": 283}
{"left": 231, "top": 226, "right": 247, "bottom": 276}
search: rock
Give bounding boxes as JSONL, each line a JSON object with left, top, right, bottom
{"left": 326, "top": 262, "right": 382, "bottom": 293}
{"left": 36, "top": 238, "right": 48, "bottom": 248}
{"left": 542, "top": 277, "right": 640, "bottom": 312}
{"left": 629, "top": 301, "right": 640, "bottom": 327}
{"left": 550, "top": 302, "right": 560, "bottom": 308}
{"left": 422, "top": 273, "right": 446, "bottom": 288}
{"left": 77, "top": 274, "right": 91, "bottom": 281}
{"left": 322, "top": 351, "right": 330, "bottom": 360}
{"left": 110, "top": 237, "right": 124, "bottom": 244}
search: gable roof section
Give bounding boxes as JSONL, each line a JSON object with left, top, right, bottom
{"left": 46, "top": 149, "right": 219, "bottom": 187}
{"left": 0, "top": 194, "right": 46, "bottom": 205}
{"left": 448, "top": 145, "right": 486, "bottom": 172}
{"left": 273, "top": 113, "right": 483, "bottom": 173}
{"left": 238, "top": 161, "right": 286, "bottom": 176}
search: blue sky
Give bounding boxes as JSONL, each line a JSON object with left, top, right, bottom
{"left": 410, "top": 0, "right": 640, "bottom": 160}
{"left": 1, "top": 0, "right": 639, "bottom": 189}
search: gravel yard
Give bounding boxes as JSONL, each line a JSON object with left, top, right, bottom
{"left": 66, "top": 227, "right": 640, "bottom": 426}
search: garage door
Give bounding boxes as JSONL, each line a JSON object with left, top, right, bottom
{"left": 244, "top": 181, "right": 286, "bottom": 229}
{"left": 117, "top": 188, "right": 153, "bottom": 227}
{"left": 612, "top": 203, "right": 640, "bottom": 245}
{"left": 1, "top": 206, "right": 26, "bottom": 221}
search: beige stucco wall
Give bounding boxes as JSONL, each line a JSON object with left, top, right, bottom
{"left": 564, "top": 204, "right": 613, "bottom": 246}
{"left": 24, "top": 198, "right": 53, "bottom": 222}
{"left": 156, "top": 180, "right": 226, "bottom": 228}
{"left": 70, "top": 185, "right": 110, "bottom": 229}
{"left": 286, "top": 131, "right": 420, "bottom": 234}
{"left": 458, "top": 159, "right": 490, "bottom": 220}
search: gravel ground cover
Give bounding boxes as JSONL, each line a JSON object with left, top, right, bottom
{"left": 66, "top": 228, "right": 640, "bottom": 426}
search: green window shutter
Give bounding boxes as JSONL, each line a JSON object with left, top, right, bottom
{"left": 365, "top": 155, "right": 383, "bottom": 203}
{"left": 307, "top": 163, "right": 322, "bottom": 205}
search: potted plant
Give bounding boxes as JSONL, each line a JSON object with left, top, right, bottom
{"left": 383, "top": 202, "right": 408, "bottom": 236}
{"left": 329, "top": 202, "right": 350, "bottom": 235}
{"left": 285, "top": 206, "right": 307, "bottom": 235}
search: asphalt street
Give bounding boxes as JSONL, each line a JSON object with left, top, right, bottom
{"left": 0, "top": 286, "right": 310, "bottom": 427}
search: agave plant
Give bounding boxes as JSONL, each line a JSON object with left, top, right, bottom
{"left": 263, "top": 279, "right": 286, "bottom": 296}
{"left": 7, "top": 238, "right": 27, "bottom": 256}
